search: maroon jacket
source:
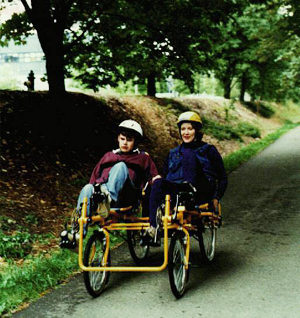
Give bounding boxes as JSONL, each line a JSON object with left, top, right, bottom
{"left": 89, "top": 149, "right": 159, "bottom": 188}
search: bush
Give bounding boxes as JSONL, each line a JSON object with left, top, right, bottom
{"left": 203, "top": 118, "right": 239, "bottom": 140}
{"left": 243, "top": 101, "right": 275, "bottom": 118}
{"left": 0, "top": 230, "right": 34, "bottom": 259}
{"left": 203, "top": 118, "right": 261, "bottom": 141}
{"left": 237, "top": 122, "right": 261, "bottom": 138}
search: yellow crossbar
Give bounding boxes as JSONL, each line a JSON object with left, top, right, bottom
{"left": 78, "top": 196, "right": 172, "bottom": 272}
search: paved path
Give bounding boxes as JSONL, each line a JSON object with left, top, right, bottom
{"left": 13, "top": 126, "right": 300, "bottom": 318}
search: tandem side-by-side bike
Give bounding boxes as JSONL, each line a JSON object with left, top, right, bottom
{"left": 60, "top": 185, "right": 222, "bottom": 299}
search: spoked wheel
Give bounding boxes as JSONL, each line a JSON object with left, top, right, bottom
{"left": 83, "top": 232, "right": 110, "bottom": 297}
{"left": 198, "top": 220, "right": 216, "bottom": 262}
{"left": 127, "top": 230, "right": 150, "bottom": 264}
{"left": 168, "top": 231, "right": 189, "bottom": 299}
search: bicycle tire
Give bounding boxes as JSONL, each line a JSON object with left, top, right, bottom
{"left": 127, "top": 230, "right": 150, "bottom": 264}
{"left": 198, "top": 221, "right": 216, "bottom": 262}
{"left": 168, "top": 231, "right": 189, "bottom": 299}
{"left": 83, "top": 232, "right": 110, "bottom": 297}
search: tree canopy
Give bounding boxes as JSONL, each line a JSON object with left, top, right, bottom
{"left": 0, "top": 0, "right": 299, "bottom": 101}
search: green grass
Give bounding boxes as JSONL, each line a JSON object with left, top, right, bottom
{"left": 0, "top": 249, "right": 78, "bottom": 316}
{"left": 203, "top": 117, "right": 261, "bottom": 141}
{"left": 223, "top": 122, "right": 299, "bottom": 172}
{"left": 0, "top": 216, "right": 55, "bottom": 259}
{"left": 0, "top": 229, "right": 125, "bottom": 317}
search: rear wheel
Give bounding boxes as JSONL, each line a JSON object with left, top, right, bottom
{"left": 127, "top": 230, "right": 149, "bottom": 264}
{"left": 83, "top": 232, "right": 110, "bottom": 297}
{"left": 168, "top": 231, "right": 189, "bottom": 299}
{"left": 199, "top": 220, "right": 216, "bottom": 262}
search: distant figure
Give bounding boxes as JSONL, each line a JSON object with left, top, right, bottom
{"left": 24, "top": 70, "right": 35, "bottom": 91}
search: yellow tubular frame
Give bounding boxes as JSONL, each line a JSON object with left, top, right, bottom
{"left": 77, "top": 195, "right": 220, "bottom": 273}
{"left": 78, "top": 195, "right": 171, "bottom": 272}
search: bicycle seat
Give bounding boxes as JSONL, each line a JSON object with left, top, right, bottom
{"left": 178, "top": 182, "right": 197, "bottom": 193}
{"left": 108, "top": 198, "right": 142, "bottom": 216}
{"left": 110, "top": 206, "right": 136, "bottom": 214}
{"left": 177, "top": 182, "right": 197, "bottom": 210}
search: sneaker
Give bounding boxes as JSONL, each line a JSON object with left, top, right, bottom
{"left": 92, "top": 184, "right": 106, "bottom": 204}
{"left": 140, "top": 226, "right": 160, "bottom": 247}
{"left": 59, "top": 229, "right": 79, "bottom": 252}
{"left": 96, "top": 185, "right": 112, "bottom": 218}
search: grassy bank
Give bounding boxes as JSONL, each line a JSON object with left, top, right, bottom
{"left": 223, "top": 122, "right": 299, "bottom": 172}
{"left": 1, "top": 121, "right": 299, "bottom": 317}
{"left": 0, "top": 249, "right": 78, "bottom": 316}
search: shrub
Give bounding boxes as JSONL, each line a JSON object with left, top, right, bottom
{"left": 237, "top": 122, "right": 261, "bottom": 138}
{"left": 203, "top": 118, "right": 261, "bottom": 141}
{"left": 0, "top": 230, "right": 34, "bottom": 259}
{"left": 243, "top": 101, "right": 275, "bottom": 118}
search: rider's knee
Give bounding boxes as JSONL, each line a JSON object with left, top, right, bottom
{"left": 110, "top": 161, "right": 129, "bottom": 178}
{"left": 153, "top": 177, "right": 164, "bottom": 188}
{"left": 83, "top": 183, "right": 94, "bottom": 192}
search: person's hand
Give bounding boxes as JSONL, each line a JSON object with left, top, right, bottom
{"left": 212, "top": 198, "right": 219, "bottom": 211}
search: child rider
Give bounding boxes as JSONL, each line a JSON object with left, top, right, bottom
{"left": 60, "top": 119, "right": 160, "bottom": 248}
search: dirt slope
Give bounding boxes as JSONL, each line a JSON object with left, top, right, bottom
{"left": 0, "top": 90, "right": 283, "bottom": 250}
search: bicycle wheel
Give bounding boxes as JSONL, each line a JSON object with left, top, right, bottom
{"left": 127, "top": 230, "right": 149, "bottom": 264}
{"left": 198, "top": 221, "right": 216, "bottom": 262}
{"left": 83, "top": 232, "right": 110, "bottom": 297}
{"left": 168, "top": 231, "right": 189, "bottom": 299}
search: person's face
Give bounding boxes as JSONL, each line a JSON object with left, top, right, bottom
{"left": 118, "top": 133, "right": 135, "bottom": 153}
{"left": 180, "top": 122, "right": 196, "bottom": 143}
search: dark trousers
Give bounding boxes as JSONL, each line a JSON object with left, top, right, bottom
{"left": 149, "top": 178, "right": 213, "bottom": 227}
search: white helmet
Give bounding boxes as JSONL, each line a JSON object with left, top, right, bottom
{"left": 118, "top": 119, "right": 143, "bottom": 138}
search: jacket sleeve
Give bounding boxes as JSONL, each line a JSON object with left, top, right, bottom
{"left": 146, "top": 155, "right": 159, "bottom": 181}
{"left": 89, "top": 156, "right": 106, "bottom": 184}
{"left": 161, "top": 153, "right": 170, "bottom": 178}
{"left": 209, "top": 146, "right": 228, "bottom": 200}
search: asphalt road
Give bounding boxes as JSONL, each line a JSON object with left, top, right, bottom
{"left": 13, "top": 125, "right": 300, "bottom": 318}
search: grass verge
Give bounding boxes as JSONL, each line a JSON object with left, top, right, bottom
{"left": 0, "top": 249, "right": 78, "bottom": 317}
{"left": 1, "top": 122, "right": 299, "bottom": 317}
{"left": 0, "top": 232, "right": 125, "bottom": 317}
{"left": 223, "top": 122, "right": 299, "bottom": 172}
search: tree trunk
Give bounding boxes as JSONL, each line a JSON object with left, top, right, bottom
{"left": 239, "top": 72, "right": 247, "bottom": 102}
{"left": 42, "top": 35, "right": 66, "bottom": 96}
{"left": 25, "top": 0, "right": 67, "bottom": 96}
{"left": 147, "top": 73, "right": 156, "bottom": 96}
{"left": 223, "top": 77, "right": 231, "bottom": 99}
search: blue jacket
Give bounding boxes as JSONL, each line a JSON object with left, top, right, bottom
{"left": 165, "top": 141, "right": 228, "bottom": 201}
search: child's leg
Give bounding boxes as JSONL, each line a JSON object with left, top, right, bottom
{"left": 60, "top": 183, "right": 93, "bottom": 246}
{"left": 76, "top": 183, "right": 94, "bottom": 216}
{"left": 103, "top": 162, "right": 130, "bottom": 202}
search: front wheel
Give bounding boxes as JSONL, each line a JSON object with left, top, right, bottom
{"left": 83, "top": 232, "right": 110, "bottom": 297}
{"left": 198, "top": 221, "right": 216, "bottom": 262}
{"left": 127, "top": 230, "right": 150, "bottom": 264}
{"left": 168, "top": 231, "right": 189, "bottom": 299}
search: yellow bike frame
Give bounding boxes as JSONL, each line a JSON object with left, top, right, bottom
{"left": 77, "top": 195, "right": 220, "bottom": 273}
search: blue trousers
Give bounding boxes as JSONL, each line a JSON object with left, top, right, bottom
{"left": 149, "top": 178, "right": 213, "bottom": 227}
{"left": 77, "top": 162, "right": 135, "bottom": 215}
